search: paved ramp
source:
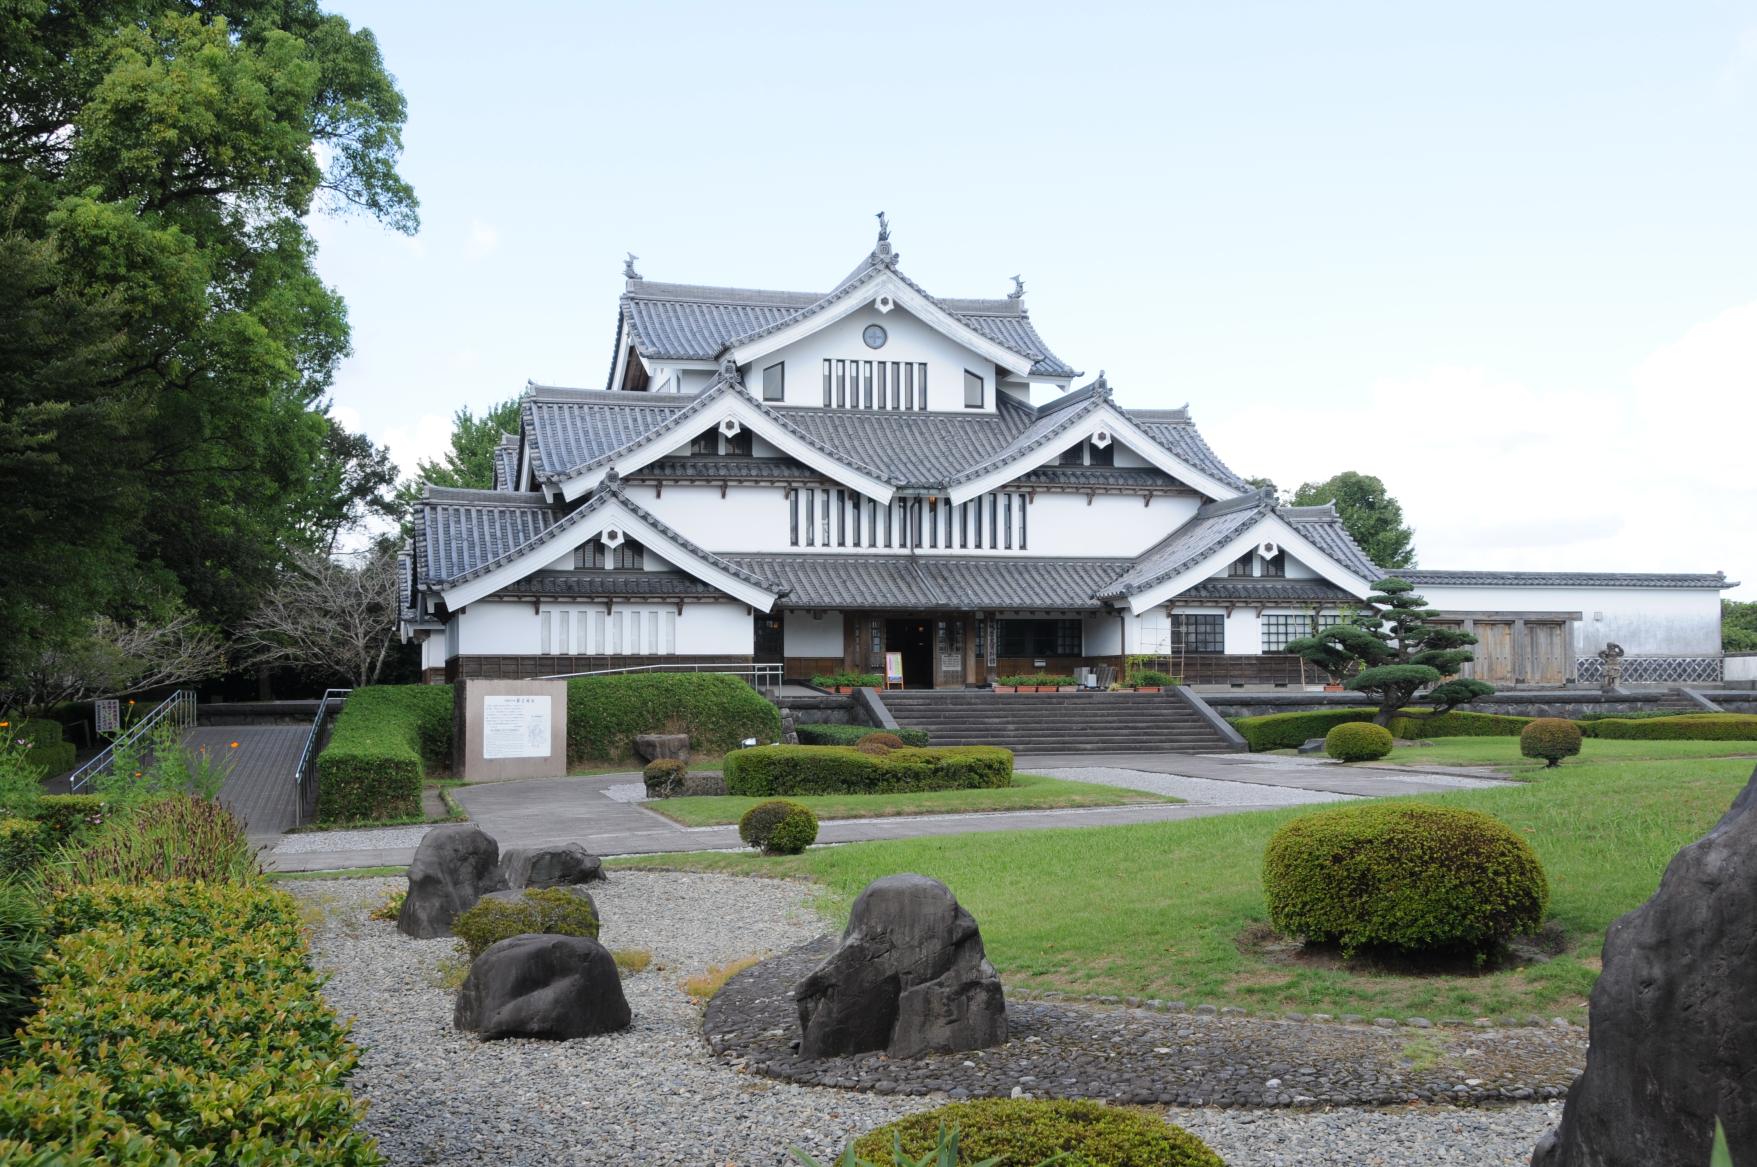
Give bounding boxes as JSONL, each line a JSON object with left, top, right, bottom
{"left": 192, "top": 726, "right": 309, "bottom": 839}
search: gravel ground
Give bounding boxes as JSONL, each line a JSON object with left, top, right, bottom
{"left": 290, "top": 872, "right": 1563, "bottom": 1166}
{"left": 274, "top": 824, "right": 434, "bottom": 855}
{"left": 604, "top": 781, "right": 650, "bottom": 804}
{"left": 1039, "top": 766, "right": 1361, "bottom": 806}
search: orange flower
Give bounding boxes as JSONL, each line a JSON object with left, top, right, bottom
{"left": 229, "top": 741, "right": 239, "bottom": 749}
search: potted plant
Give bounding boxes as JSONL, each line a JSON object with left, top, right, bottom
{"left": 1132, "top": 670, "right": 1171, "bottom": 692}
{"left": 810, "top": 672, "right": 882, "bottom": 694}
{"left": 993, "top": 677, "right": 1019, "bottom": 693}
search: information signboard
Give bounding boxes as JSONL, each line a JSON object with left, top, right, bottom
{"left": 482, "top": 695, "right": 552, "bottom": 759}
{"left": 95, "top": 699, "right": 121, "bottom": 734}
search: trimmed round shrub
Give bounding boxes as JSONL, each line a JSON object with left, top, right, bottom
{"left": 852, "top": 1098, "right": 1225, "bottom": 1167}
{"left": 1263, "top": 803, "right": 1549, "bottom": 956}
{"left": 856, "top": 741, "right": 892, "bottom": 756}
{"left": 453, "top": 887, "right": 601, "bottom": 959}
{"left": 642, "top": 757, "right": 688, "bottom": 797}
{"left": 1520, "top": 718, "right": 1583, "bottom": 767}
{"left": 738, "top": 799, "right": 817, "bottom": 855}
{"left": 857, "top": 732, "right": 907, "bottom": 751}
{"left": 1324, "top": 721, "right": 1394, "bottom": 762}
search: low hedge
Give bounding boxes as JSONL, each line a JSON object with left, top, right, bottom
{"left": 0, "top": 818, "right": 45, "bottom": 878}
{"left": 1583, "top": 713, "right": 1757, "bottom": 740}
{"left": 565, "top": 673, "right": 780, "bottom": 763}
{"left": 810, "top": 672, "right": 882, "bottom": 689}
{"left": 1230, "top": 707, "right": 1537, "bottom": 750}
{"left": 725, "top": 744, "right": 1013, "bottom": 797}
{"left": 316, "top": 685, "right": 452, "bottom": 823}
{"left": 796, "top": 723, "right": 930, "bottom": 747}
{"left": 852, "top": 1098, "right": 1225, "bottom": 1166}
{"left": 1325, "top": 722, "right": 1393, "bottom": 762}
{"left": 1263, "top": 803, "right": 1549, "bottom": 956}
{"left": 0, "top": 881, "right": 379, "bottom": 1163}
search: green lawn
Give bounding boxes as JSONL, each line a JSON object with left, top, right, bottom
{"left": 1389, "top": 736, "right": 1757, "bottom": 773}
{"left": 641, "top": 772, "right": 1178, "bottom": 827}
{"left": 614, "top": 745, "right": 1757, "bottom": 1020}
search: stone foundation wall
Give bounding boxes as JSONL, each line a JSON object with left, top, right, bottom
{"left": 776, "top": 694, "right": 859, "bottom": 726}
{"left": 1206, "top": 690, "right": 1715, "bottom": 721}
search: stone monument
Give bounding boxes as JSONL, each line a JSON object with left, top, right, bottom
{"left": 453, "top": 677, "right": 568, "bottom": 782}
{"left": 1597, "top": 642, "right": 1625, "bottom": 693}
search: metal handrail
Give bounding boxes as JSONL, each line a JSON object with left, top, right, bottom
{"left": 66, "top": 689, "right": 198, "bottom": 794}
{"left": 293, "top": 688, "right": 351, "bottom": 822}
{"left": 538, "top": 661, "right": 784, "bottom": 691}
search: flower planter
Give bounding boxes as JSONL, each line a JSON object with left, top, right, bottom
{"left": 1323, "top": 683, "right": 1344, "bottom": 693}
{"left": 993, "top": 685, "right": 1016, "bottom": 693}
{"left": 1057, "top": 686, "right": 1077, "bottom": 693}
{"left": 1135, "top": 685, "right": 1162, "bottom": 693}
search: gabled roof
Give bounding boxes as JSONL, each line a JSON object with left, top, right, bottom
{"left": 1279, "top": 503, "right": 1383, "bottom": 581}
{"left": 722, "top": 554, "right": 1133, "bottom": 611}
{"left": 522, "top": 385, "right": 695, "bottom": 484}
{"left": 416, "top": 487, "right": 562, "bottom": 585}
{"left": 1097, "top": 491, "right": 1279, "bottom": 600}
{"left": 1396, "top": 569, "right": 1735, "bottom": 590}
{"left": 1174, "top": 578, "right": 1361, "bottom": 604}
{"left": 615, "top": 250, "right": 1078, "bottom": 379}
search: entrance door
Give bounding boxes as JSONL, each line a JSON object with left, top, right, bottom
{"left": 1525, "top": 623, "right": 1566, "bottom": 686}
{"left": 753, "top": 615, "right": 784, "bottom": 663}
{"left": 1473, "top": 622, "right": 1515, "bottom": 684}
{"left": 934, "top": 617, "right": 966, "bottom": 689}
{"left": 885, "top": 618, "right": 935, "bottom": 688}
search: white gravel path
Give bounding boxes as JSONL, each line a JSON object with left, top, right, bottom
{"left": 289, "top": 872, "right": 1561, "bottom": 1166}
{"left": 1038, "top": 766, "right": 1361, "bottom": 806}
{"left": 604, "top": 782, "right": 650, "bottom": 804}
{"left": 274, "top": 824, "right": 434, "bottom": 855}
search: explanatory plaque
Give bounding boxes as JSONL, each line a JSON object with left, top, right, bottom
{"left": 453, "top": 678, "right": 568, "bottom": 781}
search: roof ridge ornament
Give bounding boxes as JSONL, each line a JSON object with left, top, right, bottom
{"left": 870, "top": 211, "right": 899, "bottom": 268}
{"left": 1008, "top": 274, "right": 1025, "bottom": 300}
{"left": 623, "top": 252, "right": 641, "bottom": 280}
{"left": 719, "top": 356, "right": 748, "bottom": 391}
{"left": 603, "top": 467, "right": 622, "bottom": 489}
{"left": 1092, "top": 371, "right": 1111, "bottom": 400}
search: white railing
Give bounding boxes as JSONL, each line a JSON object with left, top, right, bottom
{"left": 65, "top": 689, "right": 198, "bottom": 794}
{"left": 1576, "top": 654, "right": 1724, "bottom": 685}
{"left": 293, "top": 689, "right": 351, "bottom": 823}
{"left": 538, "top": 661, "right": 784, "bottom": 692}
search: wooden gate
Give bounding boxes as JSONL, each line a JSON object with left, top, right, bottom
{"left": 1525, "top": 623, "right": 1567, "bottom": 686}
{"left": 1472, "top": 622, "right": 1516, "bottom": 684}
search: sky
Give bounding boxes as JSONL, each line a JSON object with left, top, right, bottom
{"left": 311, "top": 1, "right": 1757, "bottom": 598}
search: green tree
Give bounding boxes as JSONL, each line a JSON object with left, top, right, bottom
{"left": 399, "top": 397, "right": 523, "bottom": 502}
{"left": 1290, "top": 471, "right": 1416, "bottom": 569}
{"left": 0, "top": 2, "right": 416, "bottom": 683}
{"left": 1725, "top": 599, "right": 1757, "bottom": 654}
{"left": 1287, "top": 578, "right": 1493, "bottom": 727}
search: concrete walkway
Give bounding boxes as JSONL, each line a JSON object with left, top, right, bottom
{"left": 263, "top": 752, "right": 1511, "bottom": 873}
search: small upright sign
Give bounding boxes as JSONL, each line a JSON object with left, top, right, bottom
{"left": 95, "top": 699, "right": 120, "bottom": 734}
{"left": 884, "top": 652, "right": 905, "bottom": 689}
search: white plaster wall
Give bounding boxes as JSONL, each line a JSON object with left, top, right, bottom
{"left": 1082, "top": 611, "right": 1124, "bottom": 655}
{"left": 1415, "top": 585, "right": 1722, "bottom": 655}
{"left": 453, "top": 598, "right": 752, "bottom": 656}
{"left": 1224, "top": 608, "right": 1261, "bottom": 655}
{"left": 1206, "top": 546, "right": 1321, "bottom": 580}
{"left": 1726, "top": 654, "right": 1757, "bottom": 683}
{"left": 1027, "top": 494, "right": 1201, "bottom": 558}
{"left": 456, "top": 601, "right": 540, "bottom": 655}
{"left": 421, "top": 634, "right": 446, "bottom": 670}
{"left": 753, "top": 303, "right": 1003, "bottom": 412}
{"left": 784, "top": 610, "right": 845, "bottom": 656}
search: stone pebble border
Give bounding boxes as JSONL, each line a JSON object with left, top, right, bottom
{"left": 704, "top": 942, "right": 1586, "bottom": 1109}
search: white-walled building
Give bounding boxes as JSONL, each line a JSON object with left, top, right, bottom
{"left": 401, "top": 227, "right": 1731, "bottom": 688}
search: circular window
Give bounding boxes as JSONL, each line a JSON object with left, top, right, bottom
{"left": 862, "top": 324, "right": 888, "bottom": 349}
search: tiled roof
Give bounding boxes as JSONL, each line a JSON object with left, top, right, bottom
{"left": 1396, "top": 570, "right": 1734, "bottom": 590}
{"left": 522, "top": 386, "right": 695, "bottom": 483}
{"left": 1279, "top": 504, "right": 1383, "bottom": 581}
{"left": 721, "top": 554, "right": 1132, "bottom": 610}
{"left": 624, "top": 456, "right": 818, "bottom": 482}
{"left": 1013, "top": 465, "right": 1185, "bottom": 489}
{"left": 618, "top": 269, "right": 1078, "bottom": 378}
{"left": 491, "top": 433, "right": 519, "bottom": 491}
{"left": 416, "top": 488, "right": 562, "bottom": 585}
{"left": 1174, "top": 579, "right": 1361, "bottom": 603}
{"left": 497, "top": 571, "right": 728, "bottom": 598}
{"left": 1131, "top": 411, "right": 1249, "bottom": 493}
{"left": 1098, "top": 491, "right": 1277, "bottom": 599}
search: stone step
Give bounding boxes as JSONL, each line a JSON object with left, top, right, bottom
{"left": 880, "top": 689, "right": 1233, "bottom": 753}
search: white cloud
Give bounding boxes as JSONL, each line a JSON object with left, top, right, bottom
{"left": 465, "top": 219, "right": 499, "bottom": 259}
{"left": 1204, "top": 305, "right": 1757, "bottom": 597}
{"left": 380, "top": 413, "right": 455, "bottom": 482}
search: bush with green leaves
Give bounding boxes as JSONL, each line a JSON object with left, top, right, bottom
{"left": 44, "top": 795, "right": 259, "bottom": 891}
{"left": 1583, "top": 714, "right": 1757, "bottom": 741}
{"left": 796, "top": 724, "right": 929, "bottom": 748}
{"left": 566, "top": 673, "right": 781, "bottom": 763}
{"left": 841, "top": 1098, "right": 1225, "bottom": 1167}
{"left": 316, "top": 684, "right": 453, "bottom": 823}
{"left": 1324, "top": 721, "right": 1393, "bottom": 762}
{"left": 99, "top": 721, "right": 232, "bottom": 806}
{"left": 1386, "top": 710, "right": 1533, "bottom": 739}
{"left": 452, "top": 887, "right": 601, "bottom": 960}
{"left": 1228, "top": 708, "right": 1380, "bottom": 750}
{"left": 0, "top": 881, "right": 44, "bottom": 1061}
{"left": 1520, "top": 718, "right": 1584, "bottom": 767}
{"left": 1130, "top": 670, "right": 1174, "bottom": 687}
{"left": 1263, "top": 803, "right": 1549, "bottom": 957}
{"left": 9, "top": 719, "right": 73, "bottom": 781}
{"left": 725, "top": 745, "right": 1013, "bottom": 797}
{"left": 996, "top": 675, "right": 1078, "bottom": 688}
{"left": 738, "top": 800, "right": 817, "bottom": 855}
{"left": 0, "top": 819, "right": 46, "bottom": 879}
{"left": 643, "top": 758, "right": 688, "bottom": 783}
{"left": 0, "top": 881, "right": 379, "bottom": 1163}
{"left": 28, "top": 796, "right": 106, "bottom": 849}
{"left": 810, "top": 672, "right": 884, "bottom": 689}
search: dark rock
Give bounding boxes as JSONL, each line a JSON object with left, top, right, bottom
{"left": 498, "top": 842, "right": 603, "bottom": 889}
{"left": 633, "top": 733, "right": 690, "bottom": 763}
{"left": 643, "top": 769, "right": 727, "bottom": 799}
{"left": 397, "top": 824, "right": 503, "bottom": 938}
{"left": 794, "top": 873, "right": 1005, "bottom": 1059}
{"left": 680, "top": 772, "right": 727, "bottom": 797}
{"left": 1532, "top": 764, "right": 1757, "bottom": 1167}
{"left": 453, "top": 933, "right": 631, "bottom": 1040}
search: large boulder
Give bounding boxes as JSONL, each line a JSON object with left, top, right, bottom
{"left": 453, "top": 933, "right": 631, "bottom": 1040}
{"left": 795, "top": 873, "right": 1006, "bottom": 1059}
{"left": 498, "top": 842, "right": 604, "bottom": 889}
{"left": 1532, "top": 765, "right": 1757, "bottom": 1166}
{"left": 397, "top": 824, "right": 503, "bottom": 939}
{"left": 633, "top": 733, "right": 690, "bottom": 763}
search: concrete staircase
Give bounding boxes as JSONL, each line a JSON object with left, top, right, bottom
{"left": 879, "top": 689, "right": 1239, "bottom": 754}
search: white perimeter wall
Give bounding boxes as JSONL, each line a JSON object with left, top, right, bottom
{"left": 783, "top": 610, "right": 845, "bottom": 655}
{"left": 1417, "top": 585, "right": 1723, "bottom": 655}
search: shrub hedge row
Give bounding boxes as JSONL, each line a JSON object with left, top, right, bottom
{"left": 795, "top": 723, "right": 930, "bottom": 747}
{"left": 1584, "top": 713, "right": 1757, "bottom": 740}
{"left": 725, "top": 744, "right": 1014, "bottom": 797}
{"left": 564, "top": 673, "right": 781, "bottom": 762}
{"left": 316, "top": 685, "right": 452, "bottom": 823}
{"left": 1228, "top": 707, "right": 1757, "bottom": 750}
{"left": 0, "top": 881, "right": 380, "bottom": 1164}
